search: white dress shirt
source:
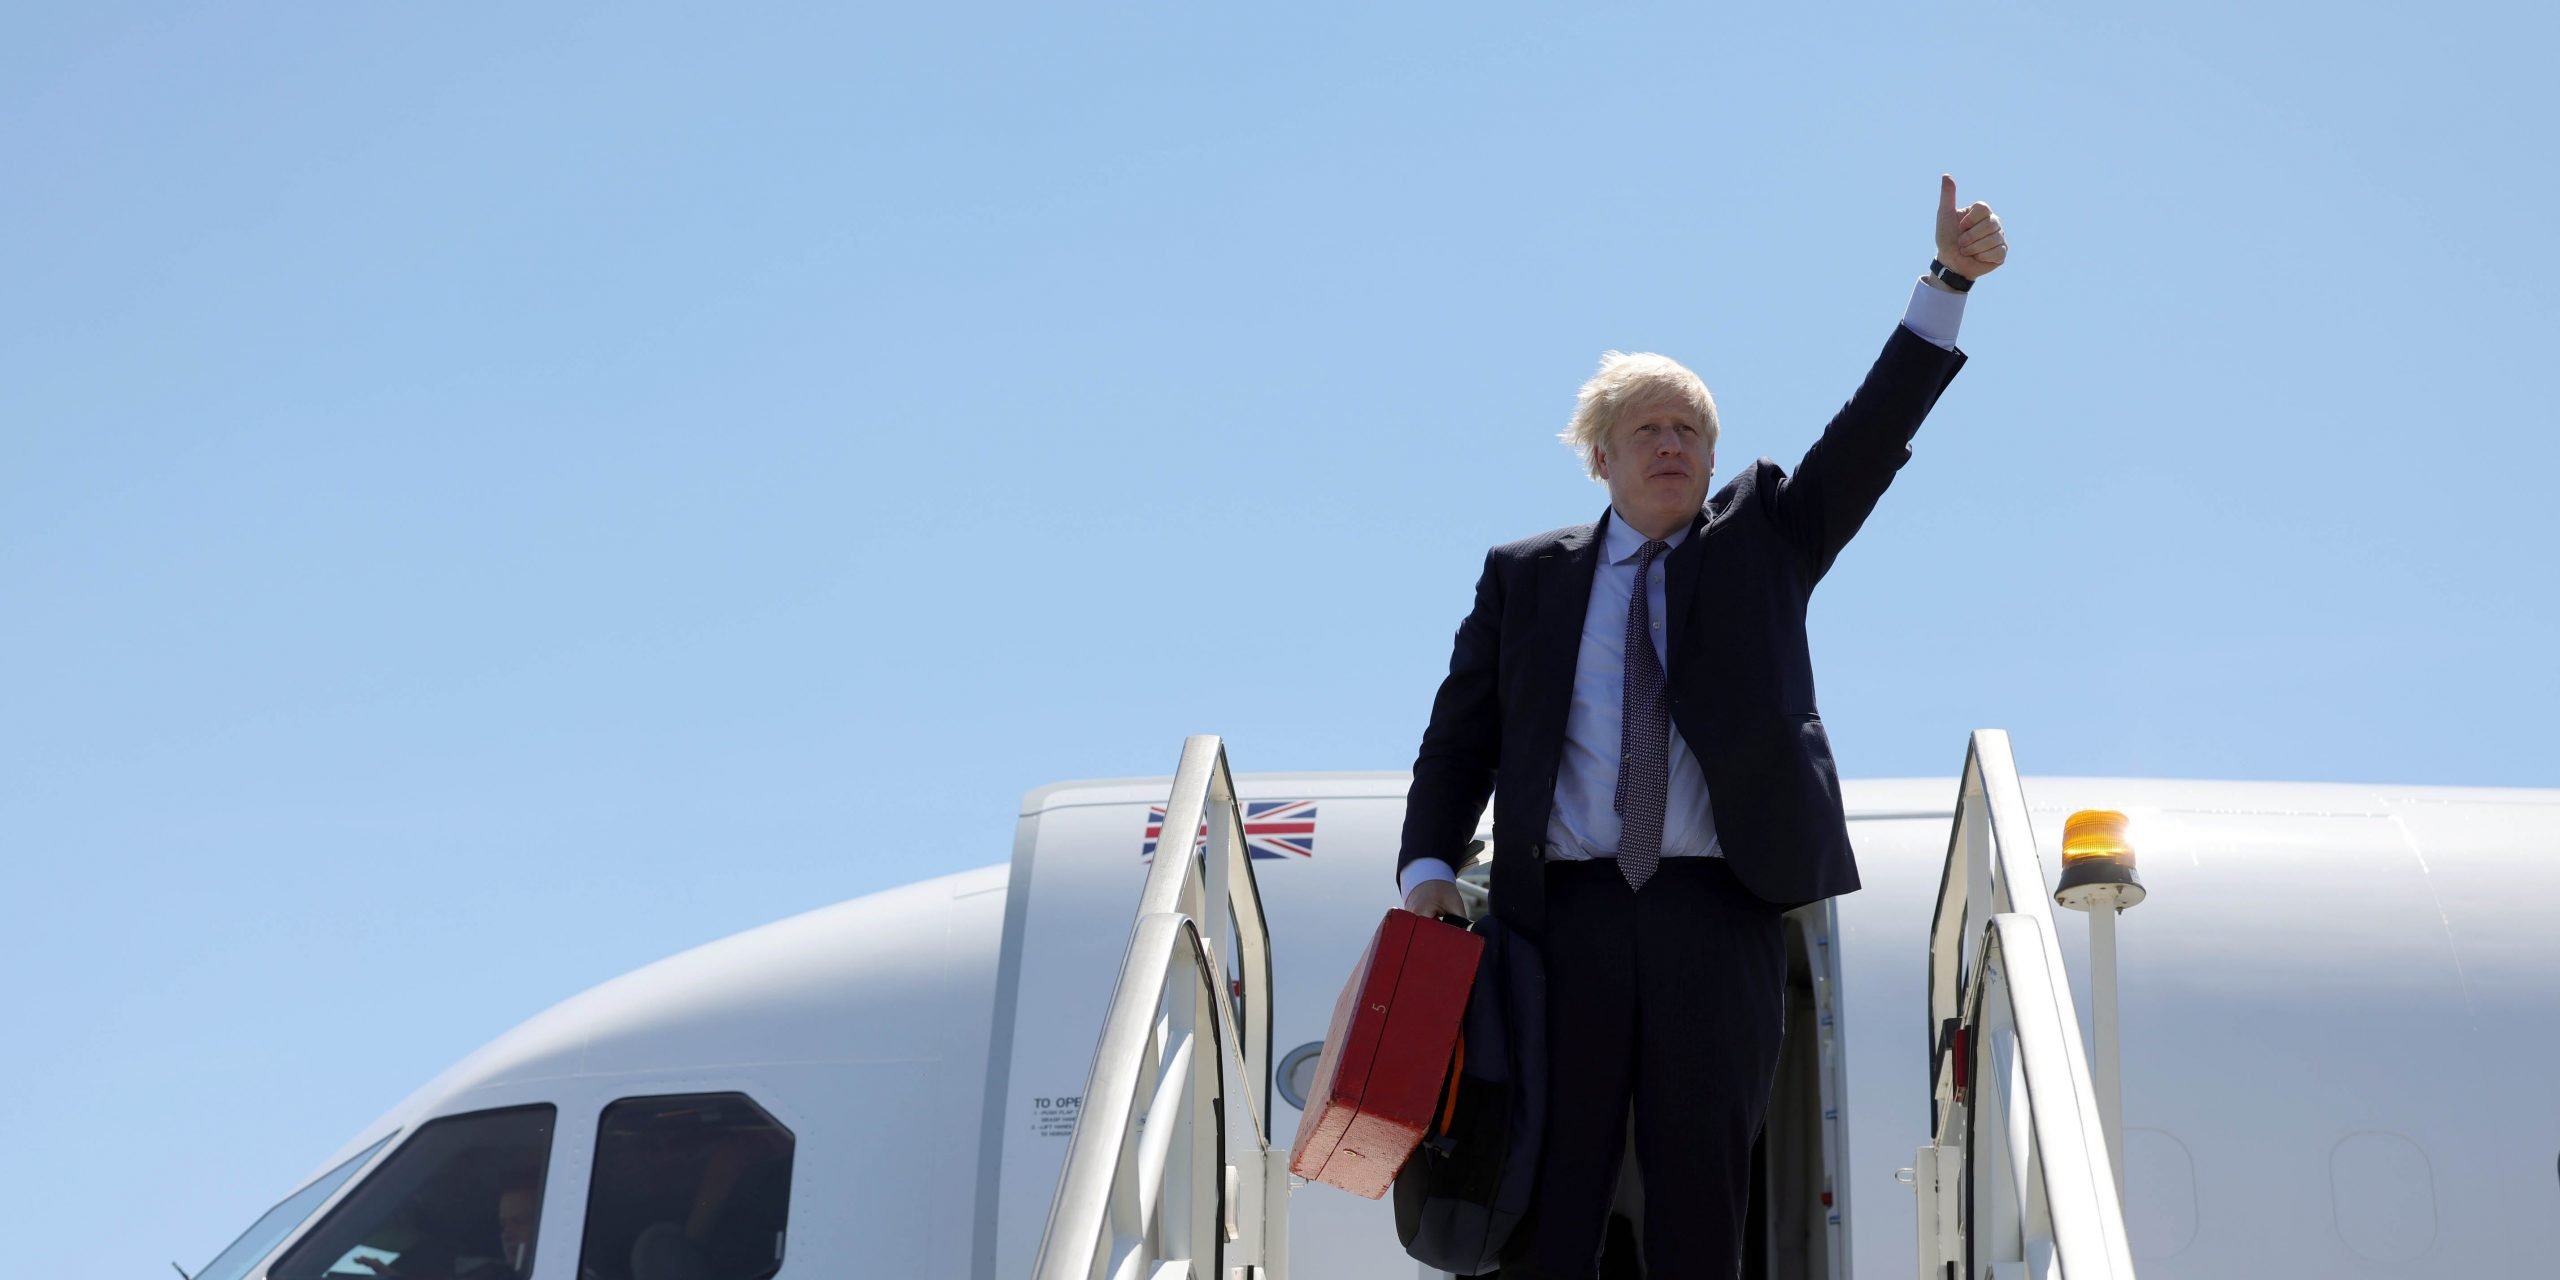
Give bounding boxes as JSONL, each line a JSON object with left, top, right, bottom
{"left": 1546, "top": 508, "right": 1719, "bottom": 862}
{"left": 1399, "top": 277, "right": 1965, "bottom": 901}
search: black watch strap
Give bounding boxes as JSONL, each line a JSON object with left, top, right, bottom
{"left": 1929, "top": 258, "right": 1974, "bottom": 293}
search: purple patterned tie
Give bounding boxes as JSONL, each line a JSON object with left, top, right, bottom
{"left": 1614, "top": 538, "right": 1672, "bottom": 892}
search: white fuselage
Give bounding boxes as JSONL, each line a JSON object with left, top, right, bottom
{"left": 201, "top": 771, "right": 2560, "bottom": 1279}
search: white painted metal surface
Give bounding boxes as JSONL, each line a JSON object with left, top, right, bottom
{"left": 1030, "top": 736, "right": 1286, "bottom": 1280}
{"left": 192, "top": 743, "right": 2560, "bottom": 1279}
{"left": 1843, "top": 770, "right": 2560, "bottom": 1277}
{"left": 1917, "top": 730, "right": 2136, "bottom": 1277}
{"left": 2086, "top": 891, "right": 2127, "bottom": 1200}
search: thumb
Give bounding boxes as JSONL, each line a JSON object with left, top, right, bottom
{"left": 1940, "top": 173, "right": 1958, "bottom": 216}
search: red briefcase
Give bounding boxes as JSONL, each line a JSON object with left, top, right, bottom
{"left": 1288, "top": 909, "right": 1485, "bottom": 1198}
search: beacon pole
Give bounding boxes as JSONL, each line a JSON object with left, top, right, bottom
{"left": 2054, "top": 809, "right": 2146, "bottom": 1209}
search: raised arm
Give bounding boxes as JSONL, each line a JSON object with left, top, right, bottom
{"left": 1769, "top": 175, "right": 2003, "bottom": 578}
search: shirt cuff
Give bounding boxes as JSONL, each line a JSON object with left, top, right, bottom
{"left": 1397, "top": 857, "right": 1459, "bottom": 902}
{"left": 1900, "top": 275, "right": 1967, "bottom": 351}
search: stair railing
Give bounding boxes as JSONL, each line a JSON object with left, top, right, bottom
{"left": 1031, "top": 736, "right": 1287, "bottom": 1280}
{"left": 1909, "top": 730, "right": 2136, "bottom": 1279}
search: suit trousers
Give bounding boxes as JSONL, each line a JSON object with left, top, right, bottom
{"left": 1528, "top": 855, "right": 1788, "bottom": 1280}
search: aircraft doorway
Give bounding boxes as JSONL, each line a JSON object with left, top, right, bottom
{"left": 1596, "top": 903, "right": 1845, "bottom": 1280}
{"left": 1441, "top": 870, "right": 1848, "bottom": 1279}
{"left": 1750, "top": 904, "right": 1847, "bottom": 1279}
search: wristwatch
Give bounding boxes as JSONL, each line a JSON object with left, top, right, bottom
{"left": 1928, "top": 258, "right": 1974, "bottom": 293}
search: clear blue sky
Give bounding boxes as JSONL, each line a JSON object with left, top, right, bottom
{"left": 5, "top": 2, "right": 2553, "bottom": 1271}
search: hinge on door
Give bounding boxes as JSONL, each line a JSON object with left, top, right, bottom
{"left": 1938, "top": 1017, "right": 1970, "bottom": 1107}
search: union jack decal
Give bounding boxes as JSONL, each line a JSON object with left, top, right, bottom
{"left": 1143, "top": 800, "right": 1318, "bottom": 861}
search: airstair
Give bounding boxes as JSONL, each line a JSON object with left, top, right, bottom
{"left": 1031, "top": 730, "right": 2135, "bottom": 1280}
{"left": 1908, "top": 730, "right": 2137, "bottom": 1279}
{"left": 1028, "top": 736, "right": 1292, "bottom": 1280}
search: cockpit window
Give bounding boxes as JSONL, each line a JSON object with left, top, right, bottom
{"left": 578, "top": 1093, "right": 795, "bottom": 1280}
{"left": 195, "top": 1132, "right": 398, "bottom": 1280}
{"left": 268, "top": 1104, "right": 555, "bottom": 1280}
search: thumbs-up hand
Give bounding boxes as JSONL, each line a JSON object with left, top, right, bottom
{"left": 1935, "top": 174, "right": 2007, "bottom": 281}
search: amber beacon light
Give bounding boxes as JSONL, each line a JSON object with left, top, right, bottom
{"left": 2055, "top": 808, "right": 2146, "bottom": 910}
{"left": 2053, "top": 806, "right": 2146, "bottom": 1205}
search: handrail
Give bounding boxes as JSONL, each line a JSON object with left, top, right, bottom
{"left": 1914, "top": 730, "right": 2135, "bottom": 1278}
{"left": 1134, "top": 735, "right": 1276, "bottom": 1122}
{"left": 1030, "top": 736, "right": 1286, "bottom": 1280}
{"left": 1960, "top": 915, "right": 2138, "bottom": 1277}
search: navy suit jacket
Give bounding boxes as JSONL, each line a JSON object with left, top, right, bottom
{"left": 1397, "top": 325, "right": 1966, "bottom": 938}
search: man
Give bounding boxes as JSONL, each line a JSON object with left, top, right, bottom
{"left": 1396, "top": 175, "right": 2006, "bottom": 1278}
{"left": 345, "top": 1172, "right": 540, "bottom": 1280}
{"left": 492, "top": 1176, "right": 540, "bottom": 1278}
{"left": 346, "top": 1170, "right": 541, "bottom": 1278}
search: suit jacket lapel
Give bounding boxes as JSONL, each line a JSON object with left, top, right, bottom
{"left": 1663, "top": 508, "right": 1712, "bottom": 673}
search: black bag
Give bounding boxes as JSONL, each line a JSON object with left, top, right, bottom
{"left": 1392, "top": 911, "right": 1548, "bottom": 1276}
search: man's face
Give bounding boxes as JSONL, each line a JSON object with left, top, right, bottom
{"left": 1596, "top": 394, "right": 1714, "bottom": 538}
{"left": 497, "top": 1187, "right": 540, "bottom": 1272}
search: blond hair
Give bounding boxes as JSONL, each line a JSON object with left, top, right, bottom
{"left": 1557, "top": 351, "right": 1720, "bottom": 479}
